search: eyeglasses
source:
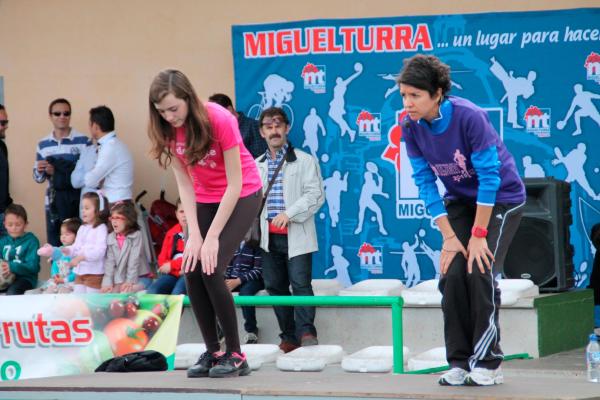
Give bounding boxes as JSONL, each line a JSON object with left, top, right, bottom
{"left": 0, "top": 120, "right": 8, "bottom": 126}
{"left": 109, "top": 215, "right": 127, "bottom": 222}
{"left": 51, "top": 111, "right": 71, "bottom": 117}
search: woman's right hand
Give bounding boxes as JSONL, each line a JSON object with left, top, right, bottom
{"left": 440, "top": 235, "right": 468, "bottom": 275}
{"left": 182, "top": 231, "right": 203, "bottom": 273}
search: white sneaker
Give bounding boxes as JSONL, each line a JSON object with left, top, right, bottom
{"left": 438, "top": 367, "right": 469, "bottom": 386}
{"left": 243, "top": 332, "right": 258, "bottom": 344}
{"left": 466, "top": 367, "right": 504, "bottom": 386}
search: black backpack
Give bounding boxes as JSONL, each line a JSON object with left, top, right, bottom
{"left": 95, "top": 350, "right": 168, "bottom": 372}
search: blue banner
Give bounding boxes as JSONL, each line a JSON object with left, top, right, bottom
{"left": 232, "top": 8, "right": 600, "bottom": 288}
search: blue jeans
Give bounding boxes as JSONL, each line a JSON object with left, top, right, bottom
{"left": 261, "top": 233, "right": 316, "bottom": 344}
{"left": 234, "top": 279, "right": 264, "bottom": 334}
{"left": 147, "top": 274, "right": 187, "bottom": 295}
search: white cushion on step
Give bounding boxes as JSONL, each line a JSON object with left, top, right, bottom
{"left": 407, "top": 346, "right": 447, "bottom": 371}
{"left": 497, "top": 278, "right": 534, "bottom": 291}
{"left": 341, "top": 346, "right": 409, "bottom": 373}
{"left": 174, "top": 343, "right": 206, "bottom": 369}
{"left": 276, "top": 345, "right": 345, "bottom": 372}
{"left": 402, "top": 279, "right": 442, "bottom": 305}
{"left": 339, "top": 279, "right": 405, "bottom": 296}
{"left": 498, "top": 279, "right": 539, "bottom": 305}
{"left": 241, "top": 344, "right": 282, "bottom": 370}
{"left": 311, "top": 279, "right": 343, "bottom": 296}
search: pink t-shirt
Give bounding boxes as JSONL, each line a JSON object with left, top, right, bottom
{"left": 172, "top": 102, "right": 262, "bottom": 203}
{"left": 116, "top": 233, "right": 126, "bottom": 249}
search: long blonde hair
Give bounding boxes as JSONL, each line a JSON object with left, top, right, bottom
{"left": 148, "top": 69, "right": 213, "bottom": 168}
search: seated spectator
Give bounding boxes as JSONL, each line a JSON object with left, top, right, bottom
{"left": 28, "top": 218, "right": 82, "bottom": 294}
{"left": 68, "top": 191, "right": 108, "bottom": 294}
{"left": 0, "top": 204, "right": 41, "bottom": 295}
{"left": 225, "top": 241, "right": 264, "bottom": 344}
{"left": 101, "top": 202, "right": 152, "bottom": 293}
{"left": 147, "top": 199, "right": 187, "bottom": 295}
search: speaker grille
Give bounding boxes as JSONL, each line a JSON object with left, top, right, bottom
{"left": 504, "top": 218, "right": 555, "bottom": 285}
{"left": 503, "top": 178, "right": 574, "bottom": 292}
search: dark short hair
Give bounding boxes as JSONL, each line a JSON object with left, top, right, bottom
{"left": 109, "top": 202, "right": 139, "bottom": 235}
{"left": 397, "top": 54, "right": 452, "bottom": 97}
{"left": 89, "top": 105, "right": 115, "bottom": 132}
{"left": 4, "top": 204, "right": 28, "bottom": 223}
{"left": 208, "top": 93, "right": 233, "bottom": 109}
{"left": 61, "top": 218, "right": 82, "bottom": 235}
{"left": 48, "top": 98, "right": 71, "bottom": 114}
{"left": 259, "top": 107, "right": 289, "bottom": 126}
{"left": 0, "top": 104, "right": 5, "bottom": 112}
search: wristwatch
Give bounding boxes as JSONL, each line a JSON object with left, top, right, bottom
{"left": 471, "top": 225, "right": 488, "bottom": 238}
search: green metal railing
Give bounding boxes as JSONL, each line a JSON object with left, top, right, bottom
{"left": 183, "top": 295, "right": 406, "bottom": 373}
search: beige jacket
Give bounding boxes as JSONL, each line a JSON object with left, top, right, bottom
{"left": 256, "top": 145, "right": 325, "bottom": 258}
{"left": 102, "top": 230, "right": 150, "bottom": 286}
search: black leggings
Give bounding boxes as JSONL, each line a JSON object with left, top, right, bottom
{"left": 185, "top": 190, "right": 261, "bottom": 354}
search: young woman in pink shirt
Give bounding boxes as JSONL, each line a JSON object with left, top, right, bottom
{"left": 148, "top": 70, "right": 262, "bottom": 378}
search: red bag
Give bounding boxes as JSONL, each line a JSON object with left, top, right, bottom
{"left": 148, "top": 191, "right": 178, "bottom": 254}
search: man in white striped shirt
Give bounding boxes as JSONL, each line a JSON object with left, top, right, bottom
{"left": 33, "top": 98, "right": 88, "bottom": 245}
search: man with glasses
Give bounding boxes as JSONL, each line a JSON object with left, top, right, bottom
{"left": 33, "top": 98, "right": 88, "bottom": 245}
{"left": 0, "top": 104, "right": 13, "bottom": 236}
{"left": 255, "top": 107, "right": 324, "bottom": 353}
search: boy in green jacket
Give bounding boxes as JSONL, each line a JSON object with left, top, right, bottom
{"left": 0, "top": 204, "right": 40, "bottom": 294}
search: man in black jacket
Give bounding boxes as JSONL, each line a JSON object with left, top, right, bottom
{"left": 0, "top": 104, "right": 13, "bottom": 237}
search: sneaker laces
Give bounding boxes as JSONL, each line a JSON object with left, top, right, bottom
{"left": 215, "top": 351, "right": 246, "bottom": 366}
{"left": 214, "top": 352, "right": 233, "bottom": 366}
{"left": 197, "top": 351, "right": 222, "bottom": 364}
{"left": 197, "top": 351, "right": 214, "bottom": 364}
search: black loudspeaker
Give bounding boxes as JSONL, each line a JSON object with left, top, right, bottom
{"left": 503, "top": 177, "right": 574, "bottom": 292}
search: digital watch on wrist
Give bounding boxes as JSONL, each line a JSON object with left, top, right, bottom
{"left": 471, "top": 225, "right": 488, "bottom": 238}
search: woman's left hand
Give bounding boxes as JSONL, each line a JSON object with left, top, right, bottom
{"left": 467, "top": 236, "right": 495, "bottom": 274}
{"left": 201, "top": 235, "right": 219, "bottom": 275}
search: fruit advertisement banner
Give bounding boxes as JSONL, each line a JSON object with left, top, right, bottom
{"left": 0, "top": 294, "right": 183, "bottom": 381}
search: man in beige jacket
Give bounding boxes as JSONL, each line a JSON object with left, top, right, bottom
{"left": 255, "top": 107, "right": 324, "bottom": 353}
